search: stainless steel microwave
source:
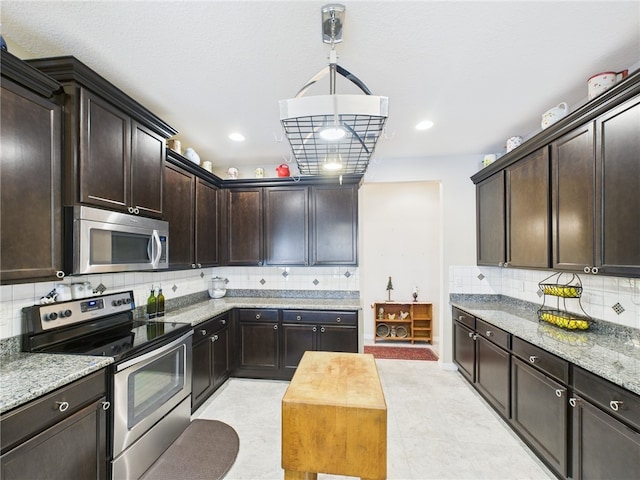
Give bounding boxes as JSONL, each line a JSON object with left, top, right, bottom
{"left": 66, "top": 206, "right": 169, "bottom": 274}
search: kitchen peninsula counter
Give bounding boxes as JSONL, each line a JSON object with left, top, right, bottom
{"left": 450, "top": 294, "right": 640, "bottom": 395}
{"left": 160, "top": 296, "right": 361, "bottom": 327}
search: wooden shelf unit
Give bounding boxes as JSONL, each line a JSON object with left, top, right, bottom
{"left": 373, "top": 301, "right": 433, "bottom": 344}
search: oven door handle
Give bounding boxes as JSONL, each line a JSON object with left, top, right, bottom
{"left": 116, "top": 330, "right": 193, "bottom": 372}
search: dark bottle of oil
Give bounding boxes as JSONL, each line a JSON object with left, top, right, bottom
{"left": 147, "top": 287, "right": 157, "bottom": 319}
{"left": 157, "top": 286, "right": 165, "bottom": 317}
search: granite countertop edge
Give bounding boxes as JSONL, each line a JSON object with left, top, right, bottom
{"left": 450, "top": 294, "right": 640, "bottom": 396}
{"left": 0, "top": 296, "right": 361, "bottom": 414}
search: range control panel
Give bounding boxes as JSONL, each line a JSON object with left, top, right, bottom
{"left": 34, "top": 291, "right": 135, "bottom": 331}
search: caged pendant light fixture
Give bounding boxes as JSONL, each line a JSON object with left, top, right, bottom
{"left": 279, "top": 4, "right": 389, "bottom": 176}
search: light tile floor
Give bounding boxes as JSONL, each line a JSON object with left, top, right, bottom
{"left": 193, "top": 359, "right": 556, "bottom": 480}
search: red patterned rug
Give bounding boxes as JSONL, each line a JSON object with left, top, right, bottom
{"left": 364, "top": 345, "right": 438, "bottom": 361}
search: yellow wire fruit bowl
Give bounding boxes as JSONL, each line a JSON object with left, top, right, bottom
{"left": 540, "top": 284, "right": 582, "bottom": 298}
{"left": 538, "top": 309, "right": 591, "bottom": 330}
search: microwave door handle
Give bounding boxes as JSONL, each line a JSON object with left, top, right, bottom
{"left": 150, "top": 230, "right": 162, "bottom": 267}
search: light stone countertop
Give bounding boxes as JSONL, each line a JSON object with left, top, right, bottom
{"left": 0, "top": 297, "right": 361, "bottom": 414}
{"left": 450, "top": 295, "right": 640, "bottom": 396}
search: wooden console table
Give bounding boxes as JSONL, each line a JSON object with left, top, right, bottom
{"left": 282, "top": 351, "right": 387, "bottom": 480}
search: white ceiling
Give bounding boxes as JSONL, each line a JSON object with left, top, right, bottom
{"left": 2, "top": 1, "right": 639, "bottom": 175}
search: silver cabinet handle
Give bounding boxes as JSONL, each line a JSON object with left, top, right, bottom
{"left": 273, "top": 324, "right": 278, "bottom": 330}
{"left": 56, "top": 401, "right": 69, "bottom": 412}
{"left": 503, "top": 262, "right": 509, "bottom": 267}
{"left": 320, "top": 326, "right": 325, "bottom": 333}
{"left": 296, "top": 315, "right": 302, "bottom": 321}
{"left": 133, "top": 207, "right": 140, "bottom": 215}
{"left": 200, "top": 329, "right": 207, "bottom": 336}
{"left": 458, "top": 315, "right": 464, "bottom": 322}
{"left": 336, "top": 317, "right": 341, "bottom": 322}
{"left": 584, "top": 266, "right": 591, "bottom": 274}
{"left": 486, "top": 331, "right": 493, "bottom": 337}
{"left": 55, "top": 270, "right": 65, "bottom": 278}
{"left": 102, "top": 401, "right": 111, "bottom": 411}
{"left": 191, "top": 264, "right": 197, "bottom": 268}
{"left": 468, "top": 331, "right": 474, "bottom": 338}
{"left": 591, "top": 266, "right": 599, "bottom": 274}
{"left": 128, "top": 207, "right": 134, "bottom": 214}
{"left": 472, "top": 333, "right": 479, "bottom": 340}
{"left": 569, "top": 397, "right": 577, "bottom": 408}
{"left": 220, "top": 319, "right": 226, "bottom": 325}
{"left": 555, "top": 389, "right": 565, "bottom": 398}
{"left": 197, "top": 263, "right": 202, "bottom": 268}
{"left": 610, "top": 400, "right": 623, "bottom": 411}
{"left": 211, "top": 335, "right": 218, "bottom": 342}
{"left": 499, "top": 262, "right": 504, "bottom": 267}
{"left": 313, "top": 326, "right": 317, "bottom": 332}
{"left": 256, "top": 314, "right": 261, "bottom": 319}
{"left": 529, "top": 355, "right": 538, "bottom": 364}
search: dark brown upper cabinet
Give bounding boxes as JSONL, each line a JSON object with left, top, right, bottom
{"left": 506, "top": 147, "right": 550, "bottom": 269}
{"left": 28, "top": 56, "right": 176, "bottom": 219}
{"left": 164, "top": 155, "right": 219, "bottom": 269}
{"left": 476, "top": 172, "right": 506, "bottom": 267}
{"left": 0, "top": 51, "right": 64, "bottom": 284}
{"left": 264, "top": 186, "right": 308, "bottom": 265}
{"left": 311, "top": 184, "right": 358, "bottom": 265}
{"left": 226, "top": 188, "right": 264, "bottom": 266}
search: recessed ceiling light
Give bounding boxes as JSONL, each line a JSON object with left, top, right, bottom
{"left": 228, "top": 132, "right": 245, "bottom": 142}
{"left": 415, "top": 120, "right": 434, "bottom": 131}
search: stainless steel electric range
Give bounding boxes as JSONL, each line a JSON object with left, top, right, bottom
{"left": 22, "top": 290, "right": 193, "bottom": 480}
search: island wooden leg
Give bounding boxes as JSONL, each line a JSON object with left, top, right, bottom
{"left": 284, "top": 470, "right": 317, "bottom": 480}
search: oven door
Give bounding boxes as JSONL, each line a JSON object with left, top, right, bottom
{"left": 112, "top": 330, "right": 192, "bottom": 458}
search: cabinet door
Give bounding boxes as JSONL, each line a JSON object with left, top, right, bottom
{"left": 453, "top": 321, "right": 475, "bottom": 383}
{"left": 264, "top": 186, "right": 308, "bottom": 265}
{"left": 551, "top": 124, "right": 596, "bottom": 271}
{"left": 191, "top": 338, "right": 213, "bottom": 410}
{"left": 571, "top": 394, "right": 640, "bottom": 480}
{"left": 511, "top": 356, "right": 568, "bottom": 478}
{"left": 163, "top": 162, "right": 195, "bottom": 268}
{"left": 311, "top": 184, "right": 358, "bottom": 265}
{"left": 1, "top": 79, "right": 63, "bottom": 282}
{"left": 595, "top": 97, "right": 640, "bottom": 276}
{"left": 476, "top": 336, "right": 510, "bottom": 419}
{"left": 227, "top": 188, "right": 263, "bottom": 265}
{"left": 507, "top": 148, "right": 550, "bottom": 268}
{"left": 317, "top": 325, "right": 357, "bottom": 353}
{"left": 282, "top": 324, "right": 315, "bottom": 371}
{"left": 238, "top": 321, "right": 279, "bottom": 369}
{"left": 195, "top": 178, "right": 219, "bottom": 267}
{"left": 79, "top": 88, "right": 130, "bottom": 211}
{"left": 476, "top": 172, "right": 506, "bottom": 266}
{"left": 130, "top": 121, "right": 164, "bottom": 217}
{"left": 0, "top": 398, "right": 106, "bottom": 480}
{"left": 212, "top": 327, "right": 229, "bottom": 387}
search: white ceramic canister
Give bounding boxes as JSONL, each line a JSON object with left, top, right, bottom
{"left": 541, "top": 102, "right": 569, "bottom": 129}
{"left": 506, "top": 136, "right": 523, "bottom": 153}
{"left": 55, "top": 283, "right": 72, "bottom": 301}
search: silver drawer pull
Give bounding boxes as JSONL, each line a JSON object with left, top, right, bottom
{"left": 591, "top": 266, "right": 599, "bottom": 274}
{"left": 321, "top": 327, "right": 326, "bottom": 333}
{"left": 220, "top": 319, "right": 226, "bottom": 325}
{"left": 569, "top": 397, "right": 577, "bottom": 408}
{"left": 102, "top": 401, "right": 111, "bottom": 411}
{"left": 486, "top": 331, "right": 493, "bottom": 337}
{"left": 555, "top": 389, "right": 565, "bottom": 398}
{"left": 273, "top": 324, "right": 278, "bottom": 330}
{"left": 313, "top": 326, "right": 317, "bottom": 332}
{"left": 610, "top": 400, "right": 623, "bottom": 411}
{"left": 529, "top": 355, "right": 539, "bottom": 364}
{"left": 468, "top": 332, "right": 474, "bottom": 338}
{"left": 256, "top": 314, "right": 261, "bottom": 319}
{"left": 583, "top": 266, "right": 591, "bottom": 274}
{"left": 336, "top": 317, "right": 341, "bottom": 322}
{"left": 296, "top": 315, "right": 302, "bottom": 321}
{"left": 200, "top": 329, "right": 207, "bottom": 336}
{"left": 472, "top": 334, "right": 479, "bottom": 340}
{"left": 55, "top": 401, "right": 69, "bottom": 412}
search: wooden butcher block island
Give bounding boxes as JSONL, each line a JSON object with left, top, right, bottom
{"left": 282, "top": 351, "right": 387, "bottom": 480}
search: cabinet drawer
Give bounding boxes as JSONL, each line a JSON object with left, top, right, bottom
{"left": 476, "top": 318, "right": 510, "bottom": 350}
{"left": 0, "top": 369, "right": 106, "bottom": 453}
{"left": 573, "top": 366, "right": 640, "bottom": 430}
{"left": 511, "top": 337, "right": 569, "bottom": 384}
{"left": 282, "top": 310, "right": 357, "bottom": 325}
{"left": 452, "top": 307, "right": 475, "bottom": 330}
{"left": 193, "top": 315, "right": 229, "bottom": 345}
{"left": 237, "top": 309, "right": 278, "bottom": 322}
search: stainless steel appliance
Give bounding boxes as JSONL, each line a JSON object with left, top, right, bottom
{"left": 22, "top": 291, "right": 192, "bottom": 480}
{"left": 66, "top": 206, "right": 169, "bottom": 275}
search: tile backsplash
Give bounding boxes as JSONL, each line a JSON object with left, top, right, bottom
{"left": 0, "top": 266, "right": 360, "bottom": 340}
{"left": 449, "top": 265, "right": 640, "bottom": 330}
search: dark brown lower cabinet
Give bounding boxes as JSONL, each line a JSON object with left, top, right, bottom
{"left": 475, "top": 335, "right": 510, "bottom": 418}
{"left": 571, "top": 394, "right": 640, "bottom": 480}
{"left": 191, "top": 314, "right": 230, "bottom": 413}
{"left": 511, "top": 356, "right": 568, "bottom": 478}
{"left": 235, "top": 308, "right": 281, "bottom": 379}
{"left": 452, "top": 320, "right": 475, "bottom": 383}
{"left": 0, "top": 370, "right": 107, "bottom": 480}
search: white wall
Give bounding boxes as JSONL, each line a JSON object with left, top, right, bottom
{"left": 363, "top": 154, "right": 481, "bottom": 367}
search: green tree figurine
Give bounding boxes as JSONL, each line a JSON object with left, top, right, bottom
{"left": 386, "top": 276, "right": 394, "bottom": 301}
